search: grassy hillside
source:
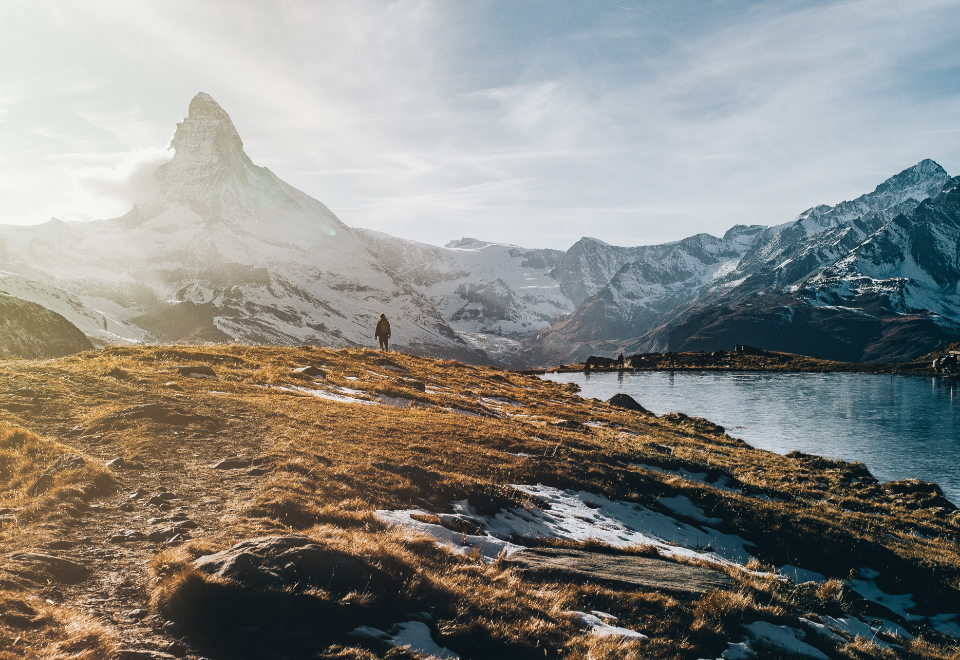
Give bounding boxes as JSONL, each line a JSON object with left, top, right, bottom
{"left": 1, "top": 345, "right": 958, "bottom": 659}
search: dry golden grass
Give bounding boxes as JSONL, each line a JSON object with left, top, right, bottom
{"left": 1, "top": 344, "right": 958, "bottom": 659}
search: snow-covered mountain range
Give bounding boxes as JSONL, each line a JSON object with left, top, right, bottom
{"left": 1, "top": 93, "right": 957, "bottom": 365}
{"left": 0, "top": 94, "right": 572, "bottom": 362}
{"left": 535, "top": 160, "right": 960, "bottom": 364}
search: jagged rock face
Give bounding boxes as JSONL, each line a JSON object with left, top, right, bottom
{"left": 517, "top": 161, "right": 960, "bottom": 367}
{"left": 0, "top": 294, "right": 93, "bottom": 359}
{"left": 660, "top": 174, "right": 960, "bottom": 362}
{"left": 550, "top": 238, "right": 645, "bottom": 306}
{"left": 0, "top": 94, "right": 472, "bottom": 360}
{"left": 705, "top": 160, "right": 951, "bottom": 303}
{"left": 552, "top": 228, "right": 766, "bottom": 343}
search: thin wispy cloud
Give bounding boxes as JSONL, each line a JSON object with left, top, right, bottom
{"left": 0, "top": 0, "right": 957, "bottom": 248}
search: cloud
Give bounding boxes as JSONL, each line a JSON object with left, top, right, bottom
{"left": 64, "top": 146, "right": 175, "bottom": 208}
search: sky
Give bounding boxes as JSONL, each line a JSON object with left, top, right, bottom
{"left": 1, "top": 0, "right": 959, "bottom": 251}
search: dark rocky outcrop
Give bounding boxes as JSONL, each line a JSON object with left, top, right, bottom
{"left": 193, "top": 535, "right": 394, "bottom": 593}
{"left": 607, "top": 393, "right": 649, "bottom": 414}
{"left": 0, "top": 294, "right": 93, "bottom": 359}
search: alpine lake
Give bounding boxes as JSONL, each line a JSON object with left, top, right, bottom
{"left": 542, "top": 370, "right": 960, "bottom": 505}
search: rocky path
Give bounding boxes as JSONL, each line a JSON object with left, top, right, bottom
{"left": 19, "top": 392, "right": 274, "bottom": 659}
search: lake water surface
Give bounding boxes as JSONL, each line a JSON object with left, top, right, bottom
{"left": 542, "top": 370, "right": 960, "bottom": 504}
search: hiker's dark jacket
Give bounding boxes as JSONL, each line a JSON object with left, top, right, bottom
{"left": 375, "top": 319, "right": 391, "bottom": 338}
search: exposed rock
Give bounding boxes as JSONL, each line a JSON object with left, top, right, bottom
{"left": 504, "top": 548, "right": 735, "bottom": 595}
{"left": 149, "top": 526, "right": 193, "bottom": 543}
{"left": 292, "top": 365, "right": 326, "bottom": 378}
{"left": 26, "top": 454, "right": 86, "bottom": 496}
{"left": 177, "top": 365, "right": 218, "bottom": 379}
{"left": 608, "top": 393, "right": 649, "bottom": 414}
{"left": 106, "top": 457, "right": 146, "bottom": 471}
{"left": 193, "top": 535, "right": 394, "bottom": 593}
{"left": 111, "top": 529, "right": 147, "bottom": 543}
{"left": 212, "top": 457, "right": 252, "bottom": 470}
{"left": 8, "top": 552, "right": 89, "bottom": 583}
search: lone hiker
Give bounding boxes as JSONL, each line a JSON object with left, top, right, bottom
{"left": 375, "top": 313, "right": 391, "bottom": 351}
{"left": 618, "top": 352, "right": 625, "bottom": 369}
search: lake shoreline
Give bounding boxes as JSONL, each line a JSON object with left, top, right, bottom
{"left": 517, "top": 345, "right": 960, "bottom": 376}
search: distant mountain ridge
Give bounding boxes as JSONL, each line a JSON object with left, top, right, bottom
{"left": 0, "top": 294, "right": 93, "bottom": 359}
{"left": 0, "top": 93, "right": 957, "bottom": 366}
{"left": 535, "top": 161, "right": 960, "bottom": 365}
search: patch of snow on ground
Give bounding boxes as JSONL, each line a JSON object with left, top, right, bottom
{"left": 847, "top": 567, "right": 916, "bottom": 620}
{"left": 656, "top": 495, "right": 722, "bottom": 525}
{"left": 273, "top": 385, "right": 374, "bottom": 405}
{"left": 349, "top": 621, "right": 458, "bottom": 659}
{"left": 742, "top": 621, "right": 829, "bottom": 659}
{"left": 377, "top": 394, "right": 428, "bottom": 409}
{"left": 814, "top": 615, "right": 900, "bottom": 648}
{"left": 564, "top": 611, "right": 648, "bottom": 640}
{"left": 779, "top": 565, "right": 827, "bottom": 584}
{"left": 929, "top": 613, "right": 960, "bottom": 637}
{"left": 377, "top": 508, "right": 525, "bottom": 561}
{"left": 379, "top": 485, "right": 756, "bottom": 566}
{"left": 719, "top": 640, "right": 754, "bottom": 659}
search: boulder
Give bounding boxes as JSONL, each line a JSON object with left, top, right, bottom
{"left": 607, "top": 393, "right": 649, "bottom": 414}
{"left": 193, "top": 535, "right": 394, "bottom": 594}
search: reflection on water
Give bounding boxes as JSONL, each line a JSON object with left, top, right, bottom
{"left": 543, "top": 371, "right": 960, "bottom": 504}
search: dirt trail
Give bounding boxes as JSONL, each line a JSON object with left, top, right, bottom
{"left": 11, "top": 382, "right": 274, "bottom": 658}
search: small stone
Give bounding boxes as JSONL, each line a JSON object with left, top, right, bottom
{"left": 162, "top": 382, "right": 183, "bottom": 391}
{"left": 157, "top": 492, "right": 177, "bottom": 501}
{"left": 129, "top": 488, "right": 148, "bottom": 500}
{"left": 118, "top": 502, "right": 134, "bottom": 512}
{"left": 247, "top": 467, "right": 267, "bottom": 476}
{"left": 146, "top": 496, "right": 165, "bottom": 506}
{"left": 110, "top": 529, "right": 146, "bottom": 543}
{"left": 106, "top": 457, "right": 126, "bottom": 468}
{"left": 127, "top": 608, "right": 148, "bottom": 620}
{"left": 148, "top": 526, "right": 191, "bottom": 543}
